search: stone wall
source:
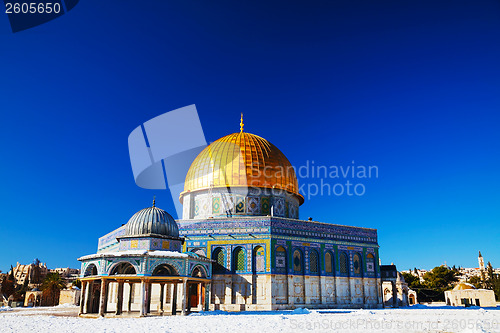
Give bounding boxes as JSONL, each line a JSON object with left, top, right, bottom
{"left": 212, "top": 273, "right": 381, "bottom": 310}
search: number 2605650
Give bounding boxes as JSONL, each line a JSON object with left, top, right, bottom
{"left": 5, "top": 2, "right": 61, "bottom": 14}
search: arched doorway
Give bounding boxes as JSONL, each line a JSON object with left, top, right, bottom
{"left": 188, "top": 266, "right": 207, "bottom": 311}
{"left": 27, "top": 293, "right": 35, "bottom": 307}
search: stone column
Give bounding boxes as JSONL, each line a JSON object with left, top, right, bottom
{"left": 159, "top": 283, "right": 165, "bottom": 314}
{"left": 85, "top": 280, "right": 93, "bottom": 313}
{"left": 171, "top": 283, "right": 178, "bottom": 315}
{"left": 140, "top": 280, "right": 147, "bottom": 316}
{"left": 79, "top": 281, "right": 87, "bottom": 315}
{"left": 204, "top": 283, "right": 211, "bottom": 311}
{"left": 115, "top": 281, "right": 124, "bottom": 315}
{"left": 224, "top": 276, "right": 232, "bottom": 304}
{"left": 181, "top": 278, "right": 188, "bottom": 315}
{"left": 198, "top": 283, "right": 203, "bottom": 311}
{"left": 98, "top": 279, "right": 108, "bottom": 317}
{"left": 127, "top": 282, "right": 134, "bottom": 312}
{"left": 146, "top": 282, "right": 152, "bottom": 314}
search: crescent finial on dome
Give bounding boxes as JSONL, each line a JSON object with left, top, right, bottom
{"left": 153, "top": 196, "right": 156, "bottom": 207}
{"left": 240, "top": 113, "right": 244, "bottom": 132}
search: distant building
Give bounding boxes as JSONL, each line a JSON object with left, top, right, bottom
{"left": 10, "top": 262, "right": 49, "bottom": 286}
{"left": 24, "top": 288, "right": 43, "bottom": 307}
{"left": 403, "top": 251, "right": 500, "bottom": 284}
{"left": 445, "top": 283, "right": 496, "bottom": 307}
{"left": 478, "top": 251, "right": 485, "bottom": 271}
{"left": 51, "top": 267, "right": 80, "bottom": 286}
{"left": 59, "top": 287, "right": 81, "bottom": 306}
{"left": 9, "top": 262, "right": 80, "bottom": 290}
{"left": 381, "top": 265, "right": 417, "bottom": 307}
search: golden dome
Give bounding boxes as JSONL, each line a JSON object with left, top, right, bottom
{"left": 453, "top": 283, "right": 476, "bottom": 291}
{"left": 181, "top": 131, "right": 303, "bottom": 204}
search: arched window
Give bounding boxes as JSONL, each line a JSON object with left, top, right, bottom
{"left": 84, "top": 264, "right": 98, "bottom": 277}
{"left": 293, "top": 249, "right": 302, "bottom": 273}
{"left": 191, "top": 265, "right": 207, "bottom": 278}
{"left": 353, "top": 253, "right": 362, "bottom": 276}
{"left": 309, "top": 250, "right": 319, "bottom": 274}
{"left": 325, "top": 251, "right": 334, "bottom": 275}
{"left": 212, "top": 247, "right": 225, "bottom": 272}
{"left": 110, "top": 262, "right": 136, "bottom": 275}
{"left": 152, "top": 264, "right": 178, "bottom": 276}
{"left": 339, "top": 252, "right": 348, "bottom": 275}
{"left": 275, "top": 246, "right": 287, "bottom": 273}
{"left": 233, "top": 247, "right": 246, "bottom": 272}
{"left": 253, "top": 246, "right": 265, "bottom": 273}
{"left": 366, "top": 253, "right": 375, "bottom": 273}
{"left": 191, "top": 248, "right": 207, "bottom": 257}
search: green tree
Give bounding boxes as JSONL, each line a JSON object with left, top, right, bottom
{"left": 468, "top": 275, "right": 482, "bottom": 289}
{"left": 41, "top": 273, "right": 66, "bottom": 306}
{"left": 484, "top": 261, "right": 500, "bottom": 300}
{"left": 32, "top": 258, "right": 42, "bottom": 286}
{"left": 418, "top": 266, "right": 459, "bottom": 301}
{"left": 423, "top": 266, "right": 458, "bottom": 290}
{"left": 401, "top": 272, "right": 420, "bottom": 289}
{"left": 8, "top": 265, "right": 14, "bottom": 281}
{"left": 1, "top": 276, "right": 15, "bottom": 297}
{"left": 72, "top": 279, "right": 81, "bottom": 289}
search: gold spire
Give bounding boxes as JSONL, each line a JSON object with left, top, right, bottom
{"left": 152, "top": 196, "right": 156, "bottom": 207}
{"left": 240, "top": 113, "right": 244, "bottom": 132}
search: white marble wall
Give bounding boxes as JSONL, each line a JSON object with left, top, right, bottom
{"left": 212, "top": 274, "right": 382, "bottom": 310}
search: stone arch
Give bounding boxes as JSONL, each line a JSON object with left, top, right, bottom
{"left": 191, "top": 265, "right": 208, "bottom": 278}
{"left": 232, "top": 246, "right": 246, "bottom": 272}
{"left": 152, "top": 263, "right": 179, "bottom": 276}
{"left": 149, "top": 260, "right": 182, "bottom": 275}
{"left": 339, "top": 252, "right": 349, "bottom": 276}
{"left": 27, "top": 293, "right": 35, "bottom": 305}
{"left": 84, "top": 263, "right": 98, "bottom": 277}
{"left": 325, "top": 250, "right": 335, "bottom": 276}
{"left": 309, "top": 249, "right": 320, "bottom": 275}
{"left": 212, "top": 247, "right": 226, "bottom": 273}
{"left": 109, "top": 261, "right": 137, "bottom": 275}
{"left": 252, "top": 246, "right": 265, "bottom": 273}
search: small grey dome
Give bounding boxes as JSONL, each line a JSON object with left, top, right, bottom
{"left": 125, "top": 204, "right": 179, "bottom": 238}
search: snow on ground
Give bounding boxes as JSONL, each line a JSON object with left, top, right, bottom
{"left": 1, "top": 305, "right": 499, "bottom": 333}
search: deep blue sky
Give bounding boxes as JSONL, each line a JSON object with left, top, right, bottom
{"left": 1, "top": 0, "right": 499, "bottom": 273}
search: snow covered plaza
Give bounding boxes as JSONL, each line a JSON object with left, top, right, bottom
{"left": 1, "top": 304, "right": 500, "bottom": 333}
